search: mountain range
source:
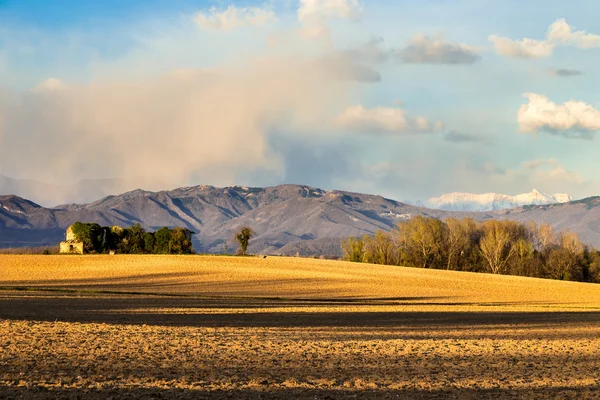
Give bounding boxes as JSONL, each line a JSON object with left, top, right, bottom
{"left": 1, "top": 184, "right": 599, "bottom": 255}
{"left": 427, "top": 189, "right": 573, "bottom": 212}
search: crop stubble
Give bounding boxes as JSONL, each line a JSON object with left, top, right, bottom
{"left": 1, "top": 255, "right": 600, "bottom": 399}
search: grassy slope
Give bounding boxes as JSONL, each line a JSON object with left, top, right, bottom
{"left": 1, "top": 255, "right": 600, "bottom": 309}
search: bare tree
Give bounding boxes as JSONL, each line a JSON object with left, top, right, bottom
{"left": 479, "top": 220, "right": 516, "bottom": 274}
{"left": 444, "top": 217, "right": 474, "bottom": 270}
{"left": 537, "top": 223, "right": 557, "bottom": 252}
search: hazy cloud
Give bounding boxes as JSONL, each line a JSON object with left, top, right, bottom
{"left": 30, "top": 78, "right": 69, "bottom": 93}
{"left": 194, "top": 5, "right": 276, "bottom": 31}
{"left": 518, "top": 93, "right": 600, "bottom": 138}
{"left": 398, "top": 34, "right": 480, "bottom": 64}
{"left": 522, "top": 159, "right": 559, "bottom": 169}
{"left": 550, "top": 68, "right": 583, "bottom": 77}
{"left": 521, "top": 159, "right": 582, "bottom": 184}
{"left": 0, "top": 56, "right": 359, "bottom": 193}
{"left": 337, "top": 105, "right": 443, "bottom": 134}
{"left": 444, "top": 130, "right": 489, "bottom": 143}
{"left": 490, "top": 19, "right": 600, "bottom": 59}
{"left": 319, "top": 38, "right": 388, "bottom": 83}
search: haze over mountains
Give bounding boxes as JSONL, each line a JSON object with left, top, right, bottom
{"left": 0, "top": 174, "right": 170, "bottom": 206}
{"left": 1, "top": 183, "right": 600, "bottom": 255}
{"left": 428, "top": 189, "right": 573, "bottom": 212}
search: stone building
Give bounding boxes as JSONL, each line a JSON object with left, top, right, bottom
{"left": 59, "top": 225, "right": 84, "bottom": 254}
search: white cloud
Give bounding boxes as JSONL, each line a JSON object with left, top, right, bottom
{"left": 398, "top": 34, "right": 480, "bottom": 64}
{"left": 194, "top": 5, "right": 276, "bottom": 31}
{"left": 518, "top": 93, "right": 600, "bottom": 137}
{"left": 297, "top": 0, "right": 362, "bottom": 41}
{"left": 488, "top": 35, "right": 553, "bottom": 59}
{"left": 298, "top": 0, "right": 362, "bottom": 24}
{"left": 336, "top": 105, "right": 443, "bottom": 134}
{"left": 489, "top": 19, "right": 600, "bottom": 59}
{"left": 547, "top": 18, "right": 600, "bottom": 48}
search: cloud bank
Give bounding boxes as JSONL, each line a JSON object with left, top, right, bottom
{"left": 0, "top": 58, "right": 361, "bottom": 199}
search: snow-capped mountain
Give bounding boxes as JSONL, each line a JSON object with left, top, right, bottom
{"left": 428, "top": 189, "right": 573, "bottom": 212}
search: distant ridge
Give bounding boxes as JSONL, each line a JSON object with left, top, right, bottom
{"left": 428, "top": 189, "right": 573, "bottom": 212}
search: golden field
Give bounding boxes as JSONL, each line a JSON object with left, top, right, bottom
{"left": 1, "top": 255, "right": 600, "bottom": 399}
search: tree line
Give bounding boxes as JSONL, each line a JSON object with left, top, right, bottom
{"left": 70, "top": 222, "right": 194, "bottom": 254}
{"left": 341, "top": 216, "right": 600, "bottom": 283}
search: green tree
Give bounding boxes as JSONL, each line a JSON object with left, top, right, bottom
{"left": 234, "top": 226, "right": 255, "bottom": 255}
{"left": 154, "top": 227, "right": 172, "bottom": 254}
{"left": 143, "top": 232, "right": 156, "bottom": 253}
{"left": 125, "top": 224, "right": 146, "bottom": 254}
{"left": 71, "top": 222, "right": 103, "bottom": 253}
{"left": 169, "top": 228, "right": 193, "bottom": 254}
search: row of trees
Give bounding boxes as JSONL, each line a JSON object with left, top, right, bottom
{"left": 341, "top": 217, "right": 600, "bottom": 283}
{"left": 70, "top": 222, "right": 194, "bottom": 254}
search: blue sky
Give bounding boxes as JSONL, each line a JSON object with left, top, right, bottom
{"left": 0, "top": 0, "right": 599, "bottom": 204}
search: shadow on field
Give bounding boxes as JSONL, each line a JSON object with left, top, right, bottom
{"left": 1, "top": 294, "right": 600, "bottom": 339}
{"left": 1, "top": 384, "right": 599, "bottom": 400}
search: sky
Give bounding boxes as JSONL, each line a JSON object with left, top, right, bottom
{"left": 1, "top": 0, "right": 600, "bottom": 204}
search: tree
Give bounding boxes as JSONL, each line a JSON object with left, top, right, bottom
{"left": 444, "top": 217, "right": 475, "bottom": 271}
{"left": 71, "top": 222, "right": 103, "bottom": 253}
{"left": 583, "top": 250, "right": 600, "bottom": 283}
{"left": 544, "top": 231, "right": 586, "bottom": 281}
{"left": 170, "top": 228, "right": 193, "bottom": 254}
{"left": 510, "top": 238, "right": 535, "bottom": 276}
{"left": 397, "top": 216, "right": 446, "bottom": 269}
{"left": 546, "top": 247, "right": 582, "bottom": 281}
{"left": 363, "top": 230, "right": 398, "bottom": 265}
{"left": 536, "top": 223, "right": 557, "bottom": 252}
{"left": 341, "top": 237, "right": 365, "bottom": 262}
{"left": 234, "top": 226, "right": 255, "bottom": 255}
{"left": 143, "top": 232, "right": 156, "bottom": 253}
{"left": 479, "top": 220, "right": 516, "bottom": 274}
{"left": 122, "top": 224, "right": 146, "bottom": 254}
{"left": 338, "top": 216, "right": 596, "bottom": 283}
{"left": 154, "top": 227, "right": 172, "bottom": 254}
